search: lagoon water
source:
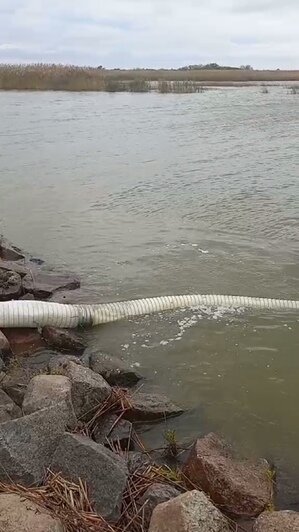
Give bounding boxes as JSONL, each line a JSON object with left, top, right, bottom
{"left": 0, "top": 87, "right": 298, "bottom": 503}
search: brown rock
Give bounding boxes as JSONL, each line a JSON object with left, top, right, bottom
{"left": 4, "top": 328, "right": 45, "bottom": 355}
{"left": 22, "top": 271, "right": 80, "bottom": 299}
{"left": 23, "top": 374, "right": 73, "bottom": 415}
{"left": 124, "top": 392, "right": 183, "bottom": 422}
{"left": 182, "top": 433, "right": 272, "bottom": 518}
{"left": 0, "top": 269, "right": 22, "bottom": 301}
{"left": 0, "top": 388, "right": 22, "bottom": 423}
{"left": 0, "top": 493, "right": 64, "bottom": 532}
{"left": 149, "top": 490, "right": 231, "bottom": 532}
{"left": 138, "top": 483, "right": 181, "bottom": 529}
{"left": 254, "top": 510, "right": 299, "bottom": 531}
{"left": 0, "top": 238, "right": 25, "bottom": 261}
{"left": 93, "top": 414, "right": 133, "bottom": 450}
{"left": 42, "top": 326, "right": 86, "bottom": 355}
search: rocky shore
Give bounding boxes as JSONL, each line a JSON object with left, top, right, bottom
{"left": 0, "top": 236, "right": 298, "bottom": 531}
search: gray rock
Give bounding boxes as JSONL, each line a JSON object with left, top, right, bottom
{"left": 48, "top": 354, "right": 83, "bottom": 373}
{"left": 0, "top": 356, "right": 3, "bottom": 371}
{"left": 19, "top": 293, "right": 36, "bottom": 300}
{"left": 125, "top": 392, "right": 183, "bottom": 421}
{"left": 2, "top": 366, "right": 33, "bottom": 406}
{"left": 138, "top": 483, "right": 181, "bottom": 528}
{"left": 254, "top": 510, "right": 299, "bottom": 531}
{"left": 22, "top": 271, "right": 80, "bottom": 299}
{"left": 149, "top": 490, "right": 231, "bottom": 532}
{"left": 49, "top": 360, "right": 111, "bottom": 419}
{"left": 51, "top": 432, "right": 128, "bottom": 521}
{"left": 2, "top": 349, "right": 59, "bottom": 406}
{"left": 22, "top": 374, "right": 73, "bottom": 415}
{"left": 0, "top": 260, "right": 30, "bottom": 277}
{"left": 0, "top": 238, "right": 25, "bottom": 261}
{"left": 0, "top": 388, "right": 22, "bottom": 423}
{"left": 0, "top": 493, "right": 64, "bottom": 532}
{"left": 127, "top": 451, "right": 152, "bottom": 474}
{"left": 0, "top": 329, "right": 12, "bottom": 361}
{"left": 42, "top": 326, "right": 86, "bottom": 355}
{"left": 93, "top": 414, "right": 133, "bottom": 450}
{"left": 0, "top": 403, "right": 77, "bottom": 484}
{"left": 0, "top": 269, "right": 22, "bottom": 301}
{"left": 89, "top": 351, "right": 142, "bottom": 386}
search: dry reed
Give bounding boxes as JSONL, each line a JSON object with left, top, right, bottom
{"left": 1, "top": 63, "right": 299, "bottom": 92}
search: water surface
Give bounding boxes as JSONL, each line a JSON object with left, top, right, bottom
{"left": 0, "top": 88, "right": 298, "bottom": 501}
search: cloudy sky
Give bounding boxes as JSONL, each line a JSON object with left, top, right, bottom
{"left": 0, "top": 0, "right": 298, "bottom": 69}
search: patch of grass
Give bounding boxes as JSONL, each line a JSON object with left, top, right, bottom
{"left": 163, "top": 429, "right": 179, "bottom": 459}
{"left": 128, "top": 79, "right": 151, "bottom": 92}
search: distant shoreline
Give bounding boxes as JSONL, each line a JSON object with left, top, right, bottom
{"left": 1, "top": 64, "right": 299, "bottom": 92}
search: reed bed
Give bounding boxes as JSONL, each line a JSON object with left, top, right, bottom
{"left": 1, "top": 63, "right": 299, "bottom": 92}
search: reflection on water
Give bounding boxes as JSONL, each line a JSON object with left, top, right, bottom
{"left": 0, "top": 88, "right": 298, "bottom": 501}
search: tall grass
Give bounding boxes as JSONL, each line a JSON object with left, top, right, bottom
{"left": 0, "top": 63, "right": 299, "bottom": 92}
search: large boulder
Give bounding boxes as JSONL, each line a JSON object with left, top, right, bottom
{"left": 42, "top": 326, "right": 86, "bottom": 355}
{"left": 125, "top": 392, "right": 183, "bottom": 422}
{"left": 22, "top": 271, "right": 80, "bottom": 299}
{"left": 51, "top": 432, "right": 128, "bottom": 522}
{"left": 182, "top": 433, "right": 272, "bottom": 518}
{"left": 2, "top": 349, "right": 59, "bottom": 405}
{"left": 88, "top": 351, "right": 142, "bottom": 386}
{"left": 254, "top": 510, "right": 299, "bottom": 531}
{"left": 0, "top": 402, "right": 76, "bottom": 484}
{"left": 0, "top": 493, "right": 64, "bottom": 532}
{"left": 22, "top": 374, "right": 73, "bottom": 415}
{"left": 0, "top": 269, "right": 22, "bottom": 301}
{"left": 0, "top": 388, "right": 22, "bottom": 423}
{"left": 149, "top": 490, "right": 230, "bottom": 532}
{"left": 49, "top": 360, "right": 111, "bottom": 419}
{"left": 93, "top": 414, "right": 133, "bottom": 450}
{"left": 138, "top": 483, "right": 181, "bottom": 529}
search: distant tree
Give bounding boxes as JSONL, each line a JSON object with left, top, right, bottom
{"left": 240, "top": 64, "right": 253, "bottom": 70}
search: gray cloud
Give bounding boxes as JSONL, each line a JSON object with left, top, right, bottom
{"left": 0, "top": 0, "right": 298, "bottom": 68}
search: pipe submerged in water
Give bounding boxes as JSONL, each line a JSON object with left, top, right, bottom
{"left": 0, "top": 294, "right": 298, "bottom": 328}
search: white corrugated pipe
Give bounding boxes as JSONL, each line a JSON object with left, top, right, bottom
{"left": 0, "top": 294, "right": 298, "bottom": 328}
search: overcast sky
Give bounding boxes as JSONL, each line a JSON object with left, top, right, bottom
{"left": 0, "top": 0, "right": 298, "bottom": 69}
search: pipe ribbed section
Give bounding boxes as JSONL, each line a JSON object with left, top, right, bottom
{"left": 0, "top": 294, "right": 298, "bottom": 328}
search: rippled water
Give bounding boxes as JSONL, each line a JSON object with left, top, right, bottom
{"left": 0, "top": 88, "right": 298, "bottom": 502}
